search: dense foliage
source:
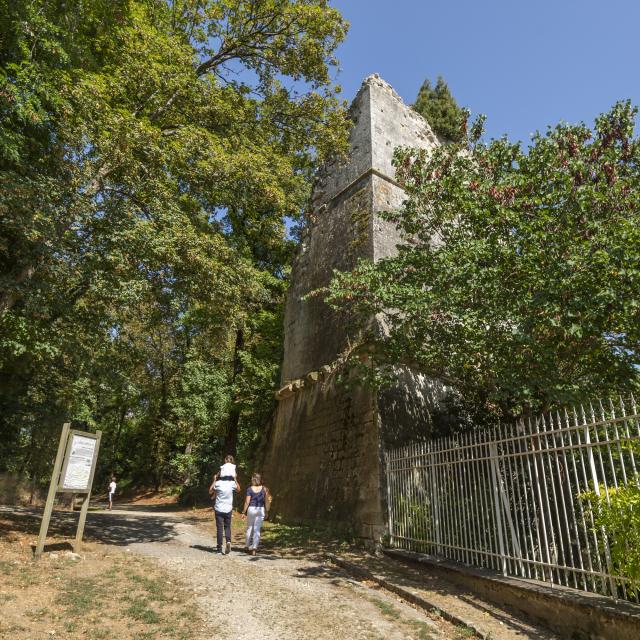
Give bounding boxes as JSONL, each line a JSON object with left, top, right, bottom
{"left": 325, "top": 102, "right": 640, "bottom": 422}
{"left": 582, "top": 476, "right": 640, "bottom": 592}
{"left": 0, "top": 0, "right": 348, "bottom": 497}
{"left": 413, "top": 76, "right": 466, "bottom": 143}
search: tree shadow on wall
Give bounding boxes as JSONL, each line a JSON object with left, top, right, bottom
{"left": 377, "top": 368, "right": 496, "bottom": 448}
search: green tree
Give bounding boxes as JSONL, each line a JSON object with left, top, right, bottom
{"left": 324, "top": 102, "right": 640, "bottom": 422}
{"left": 412, "top": 76, "right": 466, "bottom": 143}
{"left": 0, "top": 0, "right": 348, "bottom": 493}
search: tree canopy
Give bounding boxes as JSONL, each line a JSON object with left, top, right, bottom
{"left": 0, "top": 0, "right": 348, "bottom": 496}
{"left": 412, "top": 76, "right": 466, "bottom": 143}
{"left": 324, "top": 102, "right": 640, "bottom": 422}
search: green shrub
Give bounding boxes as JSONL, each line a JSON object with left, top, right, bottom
{"left": 581, "top": 477, "right": 640, "bottom": 591}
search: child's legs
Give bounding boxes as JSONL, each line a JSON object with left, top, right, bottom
{"left": 247, "top": 507, "right": 265, "bottom": 549}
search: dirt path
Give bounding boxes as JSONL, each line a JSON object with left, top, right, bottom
{"left": 98, "top": 507, "right": 447, "bottom": 640}
{"left": 1, "top": 505, "right": 558, "bottom": 639}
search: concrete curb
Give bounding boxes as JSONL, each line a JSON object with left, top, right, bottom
{"left": 384, "top": 548, "right": 640, "bottom": 640}
{"left": 325, "top": 553, "right": 489, "bottom": 639}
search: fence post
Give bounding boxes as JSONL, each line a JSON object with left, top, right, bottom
{"left": 584, "top": 414, "right": 617, "bottom": 597}
{"left": 385, "top": 451, "right": 394, "bottom": 547}
{"left": 489, "top": 442, "right": 507, "bottom": 575}
{"left": 429, "top": 446, "right": 442, "bottom": 556}
{"left": 495, "top": 453, "right": 525, "bottom": 576}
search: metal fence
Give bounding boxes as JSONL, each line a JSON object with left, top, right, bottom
{"left": 385, "top": 396, "right": 640, "bottom": 602}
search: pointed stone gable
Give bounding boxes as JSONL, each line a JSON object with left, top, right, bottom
{"left": 282, "top": 75, "right": 438, "bottom": 384}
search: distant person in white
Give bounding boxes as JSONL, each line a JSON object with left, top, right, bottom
{"left": 108, "top": 477, "right": 116, "bottom": 510}
{"left": 209, "top": 477, "right": 240, "bottom": 554}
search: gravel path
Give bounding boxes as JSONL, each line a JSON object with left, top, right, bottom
{"left": 101, "top": 508, "right": 444, "bottom": 640}
{"left": 1, "top": 504, "right": 557, "bottom": 639}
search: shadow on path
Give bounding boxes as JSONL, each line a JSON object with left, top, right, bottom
{"left": 0, "top": 504, "right": 181, "bottom": 547}
{"left": 191, "top": 544, "right": 215, "bottom": 554}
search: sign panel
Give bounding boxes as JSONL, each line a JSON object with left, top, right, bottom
{"left": 36, "top": 424, "right": 102, "bottom": 558}
{"left": 60, "top": 434, "right": 98, "bottom": 491}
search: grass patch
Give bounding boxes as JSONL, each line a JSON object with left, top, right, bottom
{"left": 0, "top": 560, "right": 14, "bottom": 575}
{"left": 25, "top": 607, "right": 50, "bottom": 620}
{"left": 370, "top": 597, "right": 401, "bottom": 619}
{"left": 409, "top": 619, "right": 438, "bottom": 640}
{"left": 126, "top": 597, "right": 161, "bottom": 624}
{"left": 369, "top": 596, "right": 439, "bottom": 639}
{"left": 0, "top": 528, "right": 205, "bottom": 640}
{"left": 452, "top": 627, "right": 477, "bottom": 639}
{"left": 133, "top": 632, "right": 159, "bottom": 640}
{"left": 259, "top": 519, "right": 355, "bottom": 553}
{"left": 57, "top": 576, "right": 107, "bottom": 615}
{"left": 126, "top": 571, "right": 169, "bottom": 601}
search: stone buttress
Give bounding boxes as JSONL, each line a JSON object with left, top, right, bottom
{"left": 261, "top": 75, "right": 444, "bottom": 540}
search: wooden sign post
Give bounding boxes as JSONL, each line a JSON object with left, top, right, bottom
{"left": 35, "top": 423, "right": 102, "bottom": 558}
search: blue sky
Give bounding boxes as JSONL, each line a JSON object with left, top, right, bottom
{"left": 330, "top": 0, "right": 640, "bottom": 143}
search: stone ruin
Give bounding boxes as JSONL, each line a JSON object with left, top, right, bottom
{"left": 261, "top": 75, "right": 447, "bottom": 540}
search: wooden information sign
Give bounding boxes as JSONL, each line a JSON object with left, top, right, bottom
{"left": 35, "top": 423, "right": 102, "bottom": 558}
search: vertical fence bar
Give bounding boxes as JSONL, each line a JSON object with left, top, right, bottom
{"left": 619, "top": 396, "right": 638, "bottom": 482}
{"left": 476, "top": 428, "right": 492, "bottom": 569}
{"left": 530, "top": 415, "right": 553, "bottom": 582}
{"left": 563, "top": 408, "right": 592, "bottom": 591}
{"left": 497, "top": 422, "right": 525, "bottom": 576}
{"left": 385, "top": 451, "right": 393, "bottom": 546}
{"left": 584, "top": 404, "right": 617, "bottom": 597}
{"left": 437, "top": 437, "right": 449, "bottom": 559}
{"left": 555, "top": 409, "right": 585, "bottom": 589}
{"left": 540, "top": 412, "right": 568, "bottom": 585}
{"left": 429, "top": 441, "right": 440, "bottom": 555}
{"left": 608, "top": 399, "right": 627, "bottom": 486}
{"left": 485, "top": 429, "right": 500, "bottom": 572}
{"left": 514, "top": 420, "right": 534, "bottom": 579}
{"left": 489, "top": 438, "right": 507, "bottom": 575}
{"left": 463, "top": 432, "right": 478, "bottom": 566}
{"left": 453, "top": 436, "right": 466, "bottom": 564}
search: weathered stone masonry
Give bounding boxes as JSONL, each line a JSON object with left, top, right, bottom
{"left": 261, "top": 76, "right": 443, "bottom": 539}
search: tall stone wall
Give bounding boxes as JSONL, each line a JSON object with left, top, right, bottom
{"left": 262, "top": 75, "right": 441, "bottom": 540}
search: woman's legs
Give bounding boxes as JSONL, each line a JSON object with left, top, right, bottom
{"left": 245, "top": 506, "right": 265, "bottom": 550}
{"left": 244, "top": 513, "right": 253, "bottom": 548}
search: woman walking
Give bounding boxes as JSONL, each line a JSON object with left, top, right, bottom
{"left": 242, "top": 473, "right": 270, "bottom": 555}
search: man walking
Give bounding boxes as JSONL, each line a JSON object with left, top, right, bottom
{"left": 209, "top": 476, "right": 240, "bottom": 554}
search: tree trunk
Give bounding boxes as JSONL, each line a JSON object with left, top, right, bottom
{"left": 224, "top": 328, "right": 244, "bottom": 457}
{"left": 111, "top": 403, "right": 127, "bottom": 473}
{"left": 28, "top": 475, "right": 38, "bottom": 506}
{"left": 152, "top": 356, "right": 169, "bottom": 491}
{"left": 224, "top": 409, "right": 240, "bottom": 458}
{"left": 183, "top": 441, "right": 193, "bottom": 486}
